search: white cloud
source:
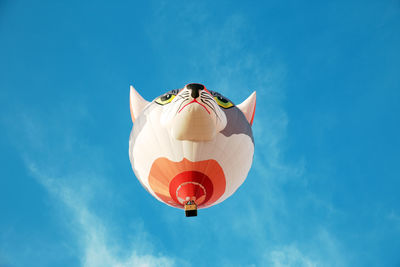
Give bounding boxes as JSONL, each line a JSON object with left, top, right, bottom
{"left": 264, "top": 228, "right": 346, "bottom": 267}
{"left": 268, "top": 245, "right": 318, "bottom": 267}
{"left": 26, "top": 162, "right": 176, "bottom": 267}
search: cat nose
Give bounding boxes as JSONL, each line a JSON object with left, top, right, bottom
{"left": 186, "top": 83, "right": 205, "bottom": 99}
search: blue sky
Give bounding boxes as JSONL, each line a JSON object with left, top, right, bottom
{"left": 1, "top": 0, "right": 399, "bottom": 266}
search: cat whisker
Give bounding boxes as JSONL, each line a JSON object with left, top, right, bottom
{"left": 202, "top": 99, "right": 221, "bottom": 122}
{"left": 175, "top": 99, "right": 189, "bottom": 115}
{"left": 201, "top": 92, "right": 212, "bottom": 97}
{"left": 201, "top": 94, "right": 214, "bottom": 101}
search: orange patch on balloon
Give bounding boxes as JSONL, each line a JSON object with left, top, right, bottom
{"left": 148, "top": 158, "right": 226, "bottom": 209}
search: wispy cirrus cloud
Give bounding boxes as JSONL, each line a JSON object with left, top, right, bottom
{"left": 268, "top": 244, "right": 319, "bottom": 267}
{"left": 26, "top": 162, "right": 175, "bottom": 267}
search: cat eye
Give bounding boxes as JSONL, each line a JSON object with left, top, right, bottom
{"left": 214, "top": 95, "right": 233, "bottom": 109}
{"left": 155, "top": 93, "right": 176, "bottom": 105}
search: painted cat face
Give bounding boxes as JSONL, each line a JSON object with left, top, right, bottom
{"left": 158, "top": 85, "right": 227, "bottom": 141}
{"left": 129, "top": 83, "right": 256, "bottom": 210}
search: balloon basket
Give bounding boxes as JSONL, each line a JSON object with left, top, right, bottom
{"left": 184, "top": 201, "right": 197, "bottom": 217}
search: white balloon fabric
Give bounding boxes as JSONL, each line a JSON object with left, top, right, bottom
{"left": 129, "top": 83, "right": 256, "bottom": 214}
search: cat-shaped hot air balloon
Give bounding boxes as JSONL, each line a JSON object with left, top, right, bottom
{"left": 129, "top": 83, "right": 256, "bottom": 216}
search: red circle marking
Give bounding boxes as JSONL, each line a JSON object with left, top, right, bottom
{"left": 169, "top": 171, "right": 213, "bottom": 206}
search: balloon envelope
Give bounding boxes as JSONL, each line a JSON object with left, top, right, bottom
{"left": 129, "top": 83, "right": 256, "bottom": 213}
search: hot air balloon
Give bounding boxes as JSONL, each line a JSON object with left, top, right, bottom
{"left": 129, "top": 83, "right": 256, "bottom": 217}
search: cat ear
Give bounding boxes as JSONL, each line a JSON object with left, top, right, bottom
{"left": 130, "top": 85, "right": 150, "bottom": 123}
{"left": 237, "top": 91, "right": 256, "bottom": 126}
